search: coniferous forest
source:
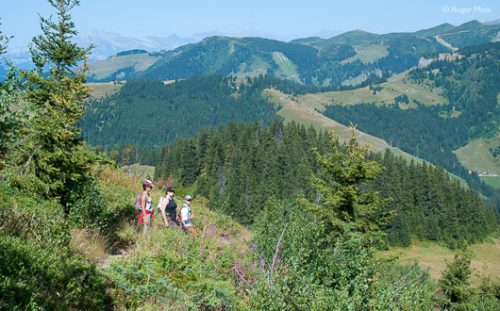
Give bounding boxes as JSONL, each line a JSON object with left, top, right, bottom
{"left": 81, "top": 76, "right": 279, "bottom": 147}
{"left": 323, "top": 43, "right": 500, "bottom": 205}
{"left": 155, "top": 120, "right": 498, "bottom": 247}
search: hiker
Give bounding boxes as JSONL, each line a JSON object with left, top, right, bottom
{"left": 180, "top": 195, "right": 197, "bottom": 236}
{"left": 158, "top": 186, "right": 178, "bottom": 228}
{"left": 137, "top": 180, "right": 154, "bottom": 233}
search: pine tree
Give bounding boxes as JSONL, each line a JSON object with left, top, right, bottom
{"left": 308, "top": 129, "right": 393, "bottom": 239}
{"left": 439, "top": 246, "right": 475, "bottom": 311}
{"left": 9, "top": 0, "right": 96, "bottom": 212}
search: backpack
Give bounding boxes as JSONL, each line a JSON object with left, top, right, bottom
{"left": 135, "top": 193, "right": 144, "bottom": 212}
{"left": 157, "top": 196, "right": 165, "bottom": 211}
{"left": 176, "top": 209, "right": 184, "bottom": 229}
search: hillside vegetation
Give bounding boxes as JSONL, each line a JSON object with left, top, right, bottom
{"left": 82, "top": 75, "right": 430, "bottom": 169}
{"left": 155, "top": 121, "right": 497, "bottom": 247}
{"left": 268, "top": 69, "right": 448, "bottom": 110}
{"left": 378, "top": 239, "right": 500, "bottom": 283}
{"left": 455, "top": 136, "right": 500, "bottom": 177}
{"left": 320, "top": 43, "right": 500, "bottom": 204}
{"left": 88, "top": 52, "right": 159, "bottom": 81}
{"left": 1, "top": 2, "right": 499, "bottom": 309}
{"left": 86, "top": 20, "right": 500, "bottom": 88}
{"left": 81, "top": 76, "right": 278, "bottom": 149}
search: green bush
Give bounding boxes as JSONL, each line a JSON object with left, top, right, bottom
{"left": 0, "top": 235, "right": 109, "bottom": 310}
{"left": 252, "top": 198, "right": 438, "bottom": 310}
{"left": 373, "top": 263, "right": 437, "bottom": 310}
{"left": 105, "top": 226, "right": 251, "bottom": 310}
{"left": 0, "top": 182, "right": 68, "bottom": 247}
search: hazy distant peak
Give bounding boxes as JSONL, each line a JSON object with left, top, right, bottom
{"left": 485, "top": 18, "right": 500, "bottom": 25}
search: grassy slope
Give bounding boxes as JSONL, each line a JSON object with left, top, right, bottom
{"left": 96, "top": 167, "right": 497, "bottom": 307}
{"left": 234, "top": 55, "right": 269, "bottom": 78}
{"left": 87, "top": 82, "right": 122, "bottom": 99}
{"left": 120, "top": 164, "right": 155, "bottom": 181}
{"left": 482, "top": 176, "right": 500, "bottom": 189}
{"left": 271, "top": 51, "right": 301, "bottom": 83}
{"left": 88, "top": 53, "right": 160, "bottom": 80}
{"left": 91, "top": 167, "right": 255, "bottom": 309}
{"left": 299, "top": 70, "right": 448, "bottom": 109}
{"left": 340, "top": 43, "right": 388, "bottom": 64}
{"left": 264, "top": 85, "right": 471, "bottom": 186}
{"left": 265, "top": 88, "right": 432, "bottom": 164}
{"left": 378, "top": 239, "right": 500, "bottom": 284}
{"left": 454, "top": 135, "right": 500, "bottom": 177}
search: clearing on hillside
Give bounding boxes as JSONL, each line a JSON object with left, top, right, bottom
{"left": 88, "top": 53, "right": 160, "bottom": 81}
{"left": 87, "top": 82, "right": 122, "bottom": 99}
{"left": 264, "top": 88, "right": 420, "bottom": 161}
{"left": 272, "top": 51, "right": 301, "bottom": 83}
{"left": 298, "top": 70, "right": 448, "bottom": 110}
{"left": 340, "top": 43, "right": 389, "bottom": 65}
{"left": 378, "top": 239, "right": 500, "bottom": 284}
{"left": 454, "top": 135, "right": 500, "bottom": 177}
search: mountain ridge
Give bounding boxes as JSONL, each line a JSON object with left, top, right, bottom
{"left": 86, "top": 20, "right": 499, "bottom": 86}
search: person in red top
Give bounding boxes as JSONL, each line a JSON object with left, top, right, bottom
{"left": 137, "top": 179, "right": 154, "bottom": 233}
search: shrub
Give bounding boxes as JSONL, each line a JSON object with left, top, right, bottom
{"left": 0, "top": 182, "right": 68, "bottom": 247}
{"left": 0, "top": 235, "right": 109, "bottom": 310}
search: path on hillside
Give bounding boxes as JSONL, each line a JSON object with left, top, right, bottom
{"left": 434, "top": 31, "right": 470, "bottom": 52}
{"left": 98, "top": 248, "right": 130, "bottom": 269}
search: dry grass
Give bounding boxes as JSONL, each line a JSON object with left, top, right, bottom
{"left": 378, "top": 239, "right": 500, "bottom": 284}
{"left": 87, "top": 82, "right": 122, "bottom": 99}
{"left": 454, "top": 135, "right": 500, "bottom": 176}
{"left": 70, "top": 228, "right": 107, "bottom": 263}
{"left": 99, "top": 166, "right": 142, "bottom": 192}
{"left": 120, "top": 164, "right": 155, "bottom": 181}
{"left": 88, "top": 53, "right": 159, "bottom": 80}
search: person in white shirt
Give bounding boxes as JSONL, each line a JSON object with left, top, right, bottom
{"left": 138, "top": 180, "right": 154, "bottom": 234}
{"left": 181, "top": 195, "right": 197, "bottom": 236}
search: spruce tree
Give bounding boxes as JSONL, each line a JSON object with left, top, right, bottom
{"left": 439, "top": 246, "right": 475, "bottom": 311}
{"left": 9, "top": 0, "right": 96, "bottom": 212}
{"left": 308, "top": 129, "right": 393, "bottom": 239}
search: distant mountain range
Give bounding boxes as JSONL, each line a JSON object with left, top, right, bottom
{"left": 84, "top": 41, "right": 500, "bottom": 201}
{"left": 85, "top": 20, "right": 500, "bottom": 87}
{"left": 76, "top": 30, "right": 199, "bottom": 60}
{"left": 4, "top": 29, "right": 201, "bottom": 65}
{"left": 3, "top": 20, "right": 499, "bottom": 86}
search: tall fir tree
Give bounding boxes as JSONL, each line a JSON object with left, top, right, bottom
{"left": 439, "top": 246, "right": 475, "bottom": 311}
{"left": 308, "top": 129, "right": 394, "bottom": 239}
{"left": 9, "top": 0, "right": 96, "bottom": 212}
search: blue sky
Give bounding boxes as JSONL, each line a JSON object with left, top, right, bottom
{"left": 1, "top": 0, "right": 499, "bottom": 48}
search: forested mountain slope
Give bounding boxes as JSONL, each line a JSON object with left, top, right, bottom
{"left": 81, "top": 76, "right": 278, "bottom": 148}
{"left": 87, "top": 21, "right": 500, "bottom": 87}
{"left": 155, "top": 120, "right": 498, "bottom": 247}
